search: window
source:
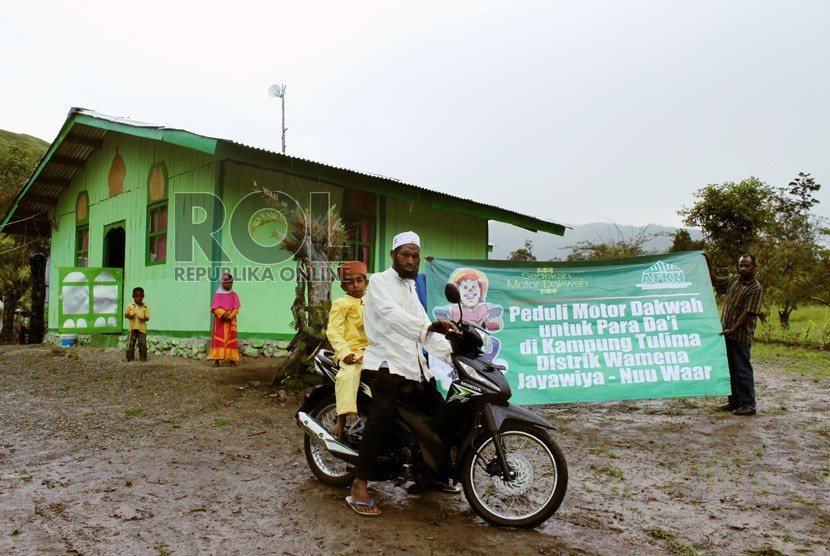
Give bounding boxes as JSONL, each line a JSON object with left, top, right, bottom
{"left": 146, "top": 162, "right": 168, "bottom": 265}
{"left": 108, "top": 150, "right": 126, "bottom": 197}
{"left": 342, "top": 190, "right": 376, "bottom": 269}
{"left": 344, "top": 215, "right": 374, "bottom": 268}
{"left": 75, "top": 226, "right": 89, "bottom": 267}
{"left": 75, "top": 191, "right": 89, "bottom": 267}
{"left": 147, "top": 203, "right": 167, "bottom": 263}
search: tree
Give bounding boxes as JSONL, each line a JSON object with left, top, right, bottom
{"left": 251, "top": 197, "right": 347, "bottom": 386}
{"left": 508, "top": 239, "right": 536, "bottom": 261}
{"left": 668, "top": 229, "right": 704, "bottom": 253}
{"left": 757, "top": 172, "right": 825, "bottom": 326}
{"left": 810, "top": 247, "right": 830, "bottom": 307}
{"left": 0, "top": 131, "right": 49, "bottom": 342}
{"left": 0, "top": 142, "right": 45, "bottom": 213}
{"left": 678, "top": 177, "right": 775, "bottom": 272}
{"left": 679, "top": 173, "right": 826, "bottom": 327}
{"left": 0, "top": 235, "right": 32, "bottom": 342}
{"left": 566, "top": 224, "right": 659, "bottom": 261}
{"left": 28, "top": 253, "right": 47, "bottom": 343}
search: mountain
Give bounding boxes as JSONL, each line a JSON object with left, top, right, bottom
{"left": 487, "top": 221, "right": 703, "bottom": 261}
{"left": 0, "top": 129, "right": 49, "bottom": 212}
{"left": 0, "top": 129, "right": 49, "bottom": 153}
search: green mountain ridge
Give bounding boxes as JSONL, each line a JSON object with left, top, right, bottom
{"left": 0, "top": 128, "right": 50, "bottom": 210}
{"left": 489, "top": 221, "right": 702, "bottom": 261}
{"left": 0, "top": 128, "right": 50, "bottom": 152}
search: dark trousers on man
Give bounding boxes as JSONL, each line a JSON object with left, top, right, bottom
{"left": 355, "top": 367, "right": 444, "bottom": 481}
{"left": 725, "top": 338, "right": 756, "bottom": 410}
{"left": 127, "top": 330, "right": 147, "bottom": 362}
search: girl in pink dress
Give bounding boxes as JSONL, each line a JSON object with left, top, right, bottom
{"left": 209, "top": 274, "right": 241, "bottom": 366}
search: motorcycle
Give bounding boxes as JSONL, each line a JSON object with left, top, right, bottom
{"left": 295, "top": 283, "right": 568, "bottom": 528}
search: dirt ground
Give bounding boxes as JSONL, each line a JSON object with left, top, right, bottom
{"left": 0, "top": 345, "right": 828, "bottom": 556}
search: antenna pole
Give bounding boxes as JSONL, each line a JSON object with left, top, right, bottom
{"left": 268, "top": 84, "right": 287, "bottom": 154}
{"left": 281, "top": 86, "right": 286, "bottom": 154}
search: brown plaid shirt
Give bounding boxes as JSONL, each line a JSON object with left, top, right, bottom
{"left": 714, "top": 274, "right": 763, "bottom": 345}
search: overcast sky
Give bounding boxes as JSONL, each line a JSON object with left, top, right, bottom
{"left": 3, "top": 0, "right": 829, "bottom": 234}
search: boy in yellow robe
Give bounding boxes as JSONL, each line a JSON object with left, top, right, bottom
{"left": 326, "top": 261, "right": 369, "bottom": 438}
{"left": 124, "top": 286, "right": 150, "bottom": 362}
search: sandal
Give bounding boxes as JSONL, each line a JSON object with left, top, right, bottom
{"left": 346, "top": 496, "right": 381, "bottom": 516}
{"left": 436, "top": 482, "right": 462, "bottom": 494}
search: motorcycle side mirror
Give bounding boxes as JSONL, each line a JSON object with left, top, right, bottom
{"left": 444, "top": 283, "right": 463, "bottom": 325}
{"left": 444, "top": 283, "right": 461, "bottom": 304}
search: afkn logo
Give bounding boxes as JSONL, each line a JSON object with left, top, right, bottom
{"left": 636, "top": 261, "right": 692, "bottom": 290}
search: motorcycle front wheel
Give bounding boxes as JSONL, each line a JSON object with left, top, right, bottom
{"left": 303, "top": 394, "right": 361, "bottom": 487}
{"left": 462, "top": 423, "right": 568, "bottom": 528}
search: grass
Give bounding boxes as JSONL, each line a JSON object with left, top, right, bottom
{"left": 688, "top": 463, "right": 715, "bottom": 478}
{"left": 757, "top": 304, "right": 830, "bottom": 348}
{"left": 747, "top": 545, "right": 785, "bottom": 556}
{"left": 590, "top": 463, "right": 624, "bottom": 480}
{"left": 753, "top": 343, "right": 830, "bottom": 380}
{"left": 645, "top": 526, "right": 699, "bottom": 555}
{"left": 589, "top": 444, "right": 618, "bottom": 459}
{"left": 792, "top": 496, "right": 820, "bottom": 508}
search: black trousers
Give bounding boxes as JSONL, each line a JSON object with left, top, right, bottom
{"left": 127, "top": 330, "right": 147, "bottom": 361}
{"left": 355, "top": 367, "right": 444, "bottom": 481}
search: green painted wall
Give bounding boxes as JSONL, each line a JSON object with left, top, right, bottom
{"left": 48, "top": 133, "right": 489, "bottom": 339}
{"left": 49, "top": 132, "right": 220, "bottom": 337}
{"left": 217, "top": 162, "right": 344, "bottom": 337}
{"left": 379, "top": 197, "right": 488, "bottom": 263}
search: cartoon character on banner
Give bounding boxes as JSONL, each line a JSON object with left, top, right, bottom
{"left": 433, "top": 267, "right": 507, "bottom": 368}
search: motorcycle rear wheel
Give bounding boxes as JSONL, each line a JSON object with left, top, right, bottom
{"left": 303, "top": 395, "right": 360, "bottom": 487}
{"left": 462, "top": 423, "right": 568, "bottom": 528}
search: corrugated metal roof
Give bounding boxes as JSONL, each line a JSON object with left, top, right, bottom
{"left": 1, "top": 108, "right": 566, "bottom": 238}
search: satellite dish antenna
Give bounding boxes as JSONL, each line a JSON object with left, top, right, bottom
{"left": 268, "top": 84, "right": 285, "bottom": 98}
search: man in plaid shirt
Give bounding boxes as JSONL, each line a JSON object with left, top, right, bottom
{"left": 705, "top": 253, "right": 764, "bottom": 416}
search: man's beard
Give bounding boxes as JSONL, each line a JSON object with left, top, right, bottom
{"left": 393, "top": 258, "right": 418, "bottom": 280}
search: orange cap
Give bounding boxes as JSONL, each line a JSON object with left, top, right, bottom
{"left": 338, "top": 261, "right": 368, "bottom": 282}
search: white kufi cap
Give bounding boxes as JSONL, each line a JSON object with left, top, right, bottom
{"left": 392, "top": 231, "right": 420, "bottom": 250}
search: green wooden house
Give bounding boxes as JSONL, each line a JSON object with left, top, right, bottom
{"left": 1, "top": 108, "right": 565, "bottom": 343}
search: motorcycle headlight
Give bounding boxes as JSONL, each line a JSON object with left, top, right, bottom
{"left": 457, "top": 360, "right": 497, "bottom": 390}
{"left": 471, "top": 326, "right": 493, "bottom": 354}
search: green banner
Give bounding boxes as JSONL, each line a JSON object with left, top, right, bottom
{"left": 426, "top": 251, "right": 729, "bottom": 405}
